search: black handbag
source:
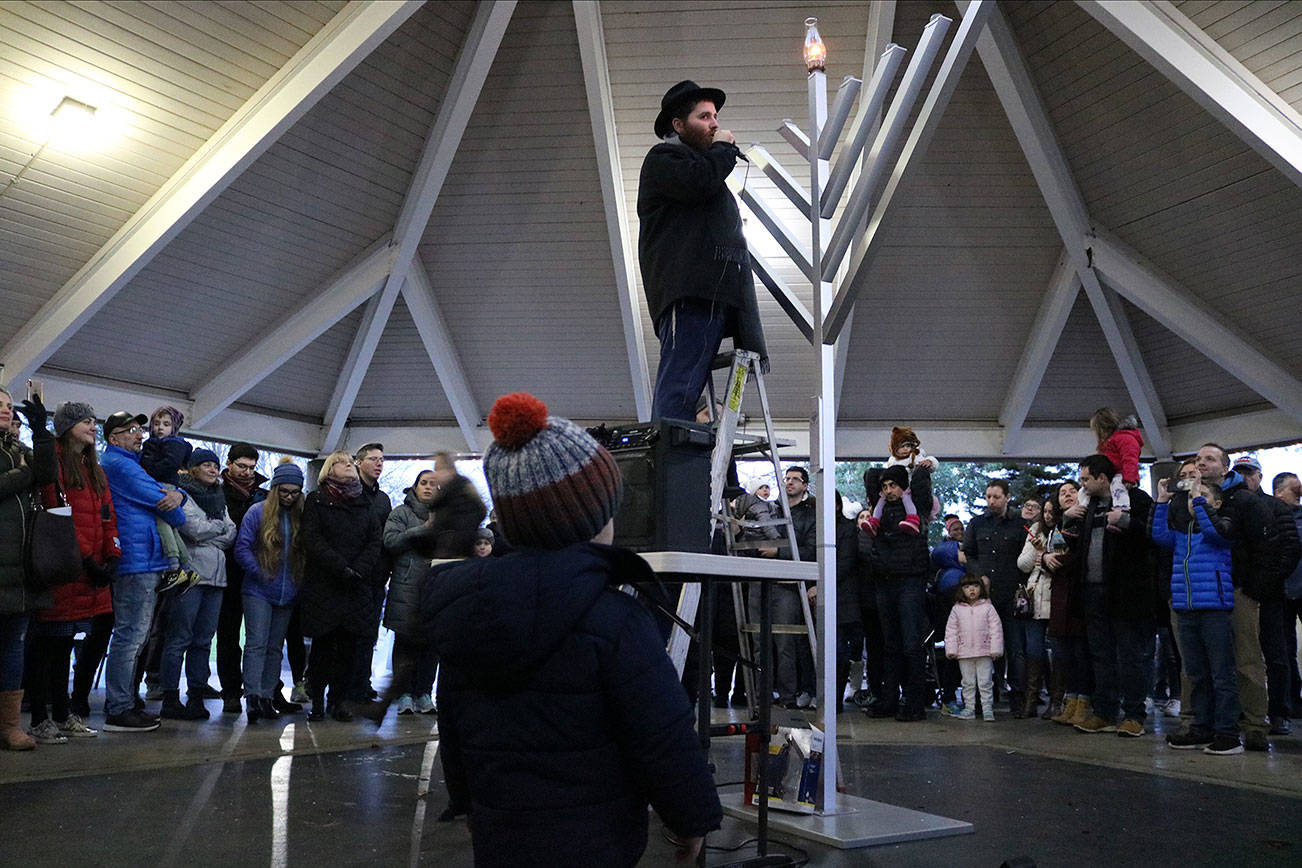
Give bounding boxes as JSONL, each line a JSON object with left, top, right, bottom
{"left": 25, "top": 483, "right": 83, "bottom": 589}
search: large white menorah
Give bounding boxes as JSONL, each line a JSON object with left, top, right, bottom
{"left": 731, "top": 2, "right": 994, "bottom": 814}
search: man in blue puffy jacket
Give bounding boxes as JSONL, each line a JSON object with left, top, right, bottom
{"left": 100, "top": 411, "right": 187, "bottom": 732}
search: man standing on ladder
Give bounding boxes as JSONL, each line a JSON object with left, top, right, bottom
{"left": 638, "top": 80, "right": 767, "bottom": 421}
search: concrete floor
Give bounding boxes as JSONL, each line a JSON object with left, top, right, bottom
{"left": 2, "top": 696, "right": 1299, "bottom": 867}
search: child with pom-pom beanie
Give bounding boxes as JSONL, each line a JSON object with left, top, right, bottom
{"left": 415, "top": 392, "right": 722, "bottom": 865}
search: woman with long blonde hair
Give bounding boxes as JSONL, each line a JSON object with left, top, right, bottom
{"left": 234, "top": 459, "right": 306, "bottom": 724}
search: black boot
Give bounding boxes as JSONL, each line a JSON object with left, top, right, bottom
{"left": 161, "top": 690, "right": 205, "bottom": 720}
{"left": 184, "top": 692, "right": 211, "bottom": 721}
{"left": 258, "top": 697, "right": 280, "bottom": 720}
{"left": 307, "top": 686, "right": 326, "bottom": 721}
{"left": 246, "top": 697, "right": 260, "bottom": 725}
{"left": 272, "top": 687, "right": 302, "bottom": 714}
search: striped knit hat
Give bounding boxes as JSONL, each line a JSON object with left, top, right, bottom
{"left": 483, "top": 392, "right": 622, "bottom": 550}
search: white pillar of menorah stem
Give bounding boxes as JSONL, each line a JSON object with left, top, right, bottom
{"left": 806, "top": 63, "right": 840, "bottom": 815}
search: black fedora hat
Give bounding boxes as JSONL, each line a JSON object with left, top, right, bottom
{"left": 654, "top": 80, "right": 727, "bottom": 138}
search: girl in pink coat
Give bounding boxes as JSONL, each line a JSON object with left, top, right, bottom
{"left": 945, "top": 575, "right": 1004, "bottom": 721}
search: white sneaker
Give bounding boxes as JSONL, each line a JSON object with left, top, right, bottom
{"left": 395, "top": 694, "right": 414, "bottom": 715}
{"left": 413, "top": 694, "right": 436, "bottom": 714}
{"left": 1161, "top": 699, "right": 1182, "bottom": 718}
{"left": 58, "top": 714, "right": 98, "bottom": 738}
{"left": 795, "top": 691, "right": 813, "bottom": 709}
{"left": 29, "top": 718, "right": 68, "bottom": 744}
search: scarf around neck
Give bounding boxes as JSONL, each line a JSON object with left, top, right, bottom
{"left": 323, "top": 475, "right": 362, "bottom": 504}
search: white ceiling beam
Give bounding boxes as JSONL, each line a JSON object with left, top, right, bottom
{"left": 1078, "top": 266, "right": 1172, "bottom": 458}
{"left": 189, "top": 237, "right": 395, "bottom": 427}
{"left": 318, "top": 293, "right": 386, "bottom": 453}
{"left": 836, "top": 0, "right": 898, "bottom": 418}
{"left": 999, "top": 250, "right": 1080, "bottom": 454}
{"left": 0, "top": 0, "right": 422, "bottom": 386}
{"left": 402, "top": 257, "right": 485, "bottom": 453}
{"left": 40, "top": 369, "right": 1302, "bottom": 459}
{"left": 825, "top": 0, "right": 995, "bottom": 342}
{"left": 967, "top": 0, "right": 1172, "bottom": 457}
{"left": 318, "top": 0, "right": 516, "bottom": 447}
{"left": 965, "top": 0, "right": 1090, "bottom": 242}
{"left": 573, "top": 0, "right": 651, "bottom": 421}
{"left": 1089, "top": 230, "right": 1302, "bottom": 423}
{"left": 1078, "top": 0, "right": 1302, "bottom": 190}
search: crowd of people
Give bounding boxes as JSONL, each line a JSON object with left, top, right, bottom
{"left": 0, "top": 390, "right": 495, "bottom": 744}
{"left": 728, "top": 417, "right": 1302, "bottom": 756}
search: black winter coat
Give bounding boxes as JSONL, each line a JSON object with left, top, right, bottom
{"left": 298, "top": 490, "right": 383, "bottom": 636}
{"left": 221, "top": 471, "right": 267, "bottom": 596}
{"left": 637, "top": 140, "right": 767, "bottom": 363}
{"left": 778, "top": 495, "right": 817, "bottom": 562}
{"left": 1061, "top": 488, "right": 1160, "bottom": 622}
{"left": 0, "top": 429, "right": 56, "bottom": 615}
{"left": 423, "top": 543, "right": 722, "bottom": 867}
{"left": 835, "top": 513, "right": 861, "bottom": 624}
{"left": 869, "top": 467, "right": 933, "bottom": 579}
{"left": 963, "top": 506, "right": 1027, "bottom": 606}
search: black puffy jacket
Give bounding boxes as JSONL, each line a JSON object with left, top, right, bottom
{"left": 423, "top": 544, "right": 722, "bottom": 867}
{"left": 298, "top": 490, "right": 382, "bottom": 636}
{"left": 868, "top": 467, "right": 933, "bottom": 579}
{"left": 0, "top": 429, "right": 56, "bottom": 615}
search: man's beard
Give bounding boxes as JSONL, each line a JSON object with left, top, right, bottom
{"left": 681, "top": 126, "right": 713, "bottom": 151}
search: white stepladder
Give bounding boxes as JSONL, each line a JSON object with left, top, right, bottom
{"left": 665, "top": 349, "right": 819, "bottom": 719}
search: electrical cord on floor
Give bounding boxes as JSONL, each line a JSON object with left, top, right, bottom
{"left": 660, "top": 827, "right": 810, "bottom": 867}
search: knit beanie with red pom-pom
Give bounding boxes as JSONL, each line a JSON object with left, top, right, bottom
{"left": 483, "top": 392, "right": 622, "bottom": 550}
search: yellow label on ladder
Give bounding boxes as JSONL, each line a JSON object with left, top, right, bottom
{"left": 727, "top": 361, "right": 748, "bottom": 412}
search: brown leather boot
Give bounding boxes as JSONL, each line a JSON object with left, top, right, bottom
{"left": 1018, "top": 660, "right": 1043, "bottom": 718}
{"left": 0, "top": 690, "right": 36, "bottom": 750}
{"left": 1042, "top": 661, "right": 1065, "bottom": 720}
{"left": 1052, "top": 696, "right": 1078, "bottom": 725}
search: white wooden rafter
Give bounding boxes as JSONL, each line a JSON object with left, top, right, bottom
{"left": 825, "top": 0, "right": 995, "bottom": 342}
{"left": 1078, "top": 0, "right": 1302, "bottom": 191}
{"left": 1078, "top": 266, "right": 1172, "bottom": 458}
{"left": 402, "top": 257, "right": 485, "bottom": 452}
{"left": 320, "top": 293, "right": 386, "bottom": 451}
{"left": 965, "top": 0, "right": 1173, "bottom": 458}
{"left": 1089, "top": 230, "right": 1302, "bottom": 423}
{"left": 319, "top": 0, "right": 517, "bottom": 451}
{"left": 573, "top": 0, "right": 652, "bottom": 421}
{"left": 0, "top": 0, "right": 423, "bottom": 386}
{"left": 189, "top": 237, "right": 395, "bottom": 427}
{"left": 999, "top": 250, "right": 1080, "bottom": 455}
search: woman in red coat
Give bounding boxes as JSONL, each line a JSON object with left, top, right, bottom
{"left": 26, "top": 403, "right": 121, "bottom": 742}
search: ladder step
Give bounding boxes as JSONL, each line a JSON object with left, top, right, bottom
{"left": 740, "top": 624, "right": 812, "bottom": 634}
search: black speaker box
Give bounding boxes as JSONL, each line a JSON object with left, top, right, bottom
{"left": 608, "top": 419, "right": 714, "bottom": 553}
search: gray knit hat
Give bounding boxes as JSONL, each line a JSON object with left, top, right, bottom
{"left": 483, "top": 392, "right": 622, "bottom": 550}
{"left": 53, "top": 401, "right": 96, "bottom": 438}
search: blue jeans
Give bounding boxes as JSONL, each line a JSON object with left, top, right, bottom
{"left": 1176, "top": 609, "right": 1240, "bottom": 736}
{"left": 1024, "top": 618, "right": 1048, "bottom": 665}
{"left": 1084, "top": 585, "right": 1154, "bottom": 722}
{"left": 652, "top": 297, "right": 732, "bottom": 421}
{"left": 242, "top": 595, "right": 294, "bottom": 700}
{"left": 106, "top": 572, "right": 161, "bottom": 715}
{"left": 876, "top": 577, "right": 928, "bottom": 711}
{"left": 0, "top": 613, "right": 28, "bottom": 690}
{"left": 160, "top": 585, "right": 223, "bottom": 694}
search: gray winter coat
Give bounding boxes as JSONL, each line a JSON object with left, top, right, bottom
{"left": 383, "top": 490, "right": 438, "bottom": 638}
{"left": 178, "top": 495, "right": 237, "bottom": 588}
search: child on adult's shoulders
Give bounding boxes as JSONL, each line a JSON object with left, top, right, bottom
{"left": 863, "top": 426, "right": 938, "bottom": 536}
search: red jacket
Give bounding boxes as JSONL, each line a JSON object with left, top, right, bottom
{"left": 1101, "top": 428, "right": 1143, "bottom": 485}
{"left": 35, "top": 448, "right": 120, "bottom": 622}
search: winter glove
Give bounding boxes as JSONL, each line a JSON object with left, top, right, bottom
{"left": 17, "top": 396, "right": 49, "bottom": 437}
